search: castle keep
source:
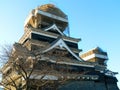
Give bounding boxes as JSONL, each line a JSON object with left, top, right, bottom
{"left": 2, "top": 4, "right": 119, "bottom": 90}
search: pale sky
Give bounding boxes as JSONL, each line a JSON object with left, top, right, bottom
{"left": 0, "top": 0, "right": 120, "bottom": 88}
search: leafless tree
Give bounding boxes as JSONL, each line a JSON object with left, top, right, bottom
{"left": 0, "top": 43, "right": 70, "bottom": 90}
{"left": 0, "top": 44, "right": 12, "bottom": 65}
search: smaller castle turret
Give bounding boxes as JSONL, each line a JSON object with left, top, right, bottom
{"left": 80, "top": 47, "right": 108, "bottom": 65}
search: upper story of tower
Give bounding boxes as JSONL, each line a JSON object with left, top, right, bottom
{"left": 24, "top": 4, "right": 68, "bottom": 35}
{"left": 19, "top": 4, "right": 81, "bottom": 53}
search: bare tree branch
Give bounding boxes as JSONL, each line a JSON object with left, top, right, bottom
{"left": 0, "top": 44, "right": 72, "bottom": 90}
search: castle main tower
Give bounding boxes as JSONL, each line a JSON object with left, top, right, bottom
{"left": 2, "top": 4, "right": 119, "bottom": 90}
{"left": 19, "top": 4, "right": 82, "bottom": 61}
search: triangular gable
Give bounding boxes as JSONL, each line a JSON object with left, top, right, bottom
{"left": 44, "top": 24, "right": 64, "bottom": 36}
{"left": 42, "top": 37, "right": 83, "bottom": 61}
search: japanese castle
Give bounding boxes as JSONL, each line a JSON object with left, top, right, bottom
{"left": 2, "top": 4, "right": 119, "bottom": 90}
